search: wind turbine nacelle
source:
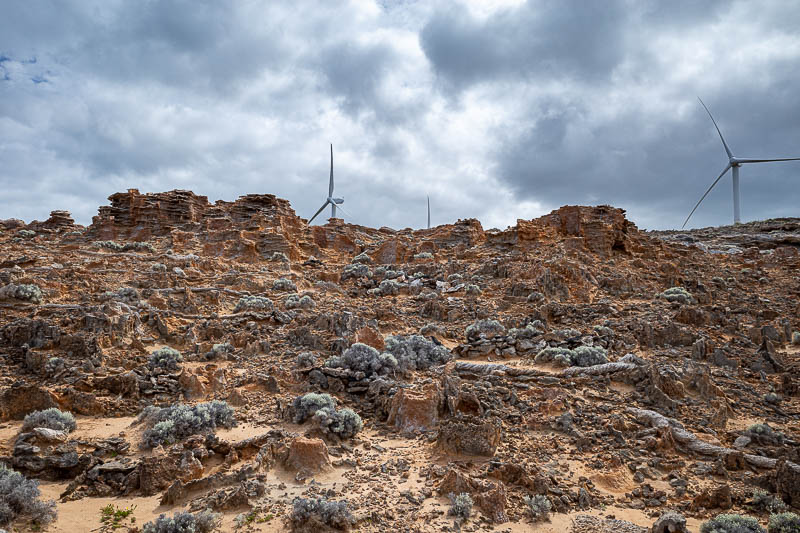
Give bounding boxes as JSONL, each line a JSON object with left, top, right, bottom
{"left": 330, "top": 197, "right": 344, "bottom": 204}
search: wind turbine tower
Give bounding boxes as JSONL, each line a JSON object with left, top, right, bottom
{"left": 308, "top": 144, "right": 347, "bottom": 224}
{"left": 683, "top": 98, "right": 800, "bottom": 228}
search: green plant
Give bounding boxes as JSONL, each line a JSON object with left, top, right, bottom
{"left": 22, "top": 408, "right": 76, "bottom": 433}
{"left": 141, "top": 511, "right": 220, "bottom": 533}
{"left": 524, "top": 494, "right": 551, "bottom": 521}
{"left": 291, "top": 498, "right": 354, "bottom": 531}
{"left": 139, "top": 401, "right": 235, "bottom": 448}
{"left": 148, "top": 347, "right": 183, "bottom": 371}
{"left": 768, "top": 512, "right": 800, "bottom": 533}
{"left": 0, "top": 465, "right": 57, "bottom": 526}
{"left": 292, "top": 393, "right": 337, "bottom": 424}
{"left": 448, "top": 493, "right": 473, "bottom": 519}
{"left": 700, "top": 514, "right": 765, "bottom": 533}
{"left": 659, "top": 287, "right": 694, "bottom": 304}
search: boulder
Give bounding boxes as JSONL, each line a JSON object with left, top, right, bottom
{"left": 651, "top": 511, "right": 689, "bottom": 533}
{"left": 283, "top": 437, "right": 331, "bottom": 478}
{"left": 0, "top": 383, "right": 58, "bottom": 420}
{"left": 437, "top": 415, "right": 501, "bottom": 457}
{"left": 387, "top": 387, "right": 439, "bottom": 433}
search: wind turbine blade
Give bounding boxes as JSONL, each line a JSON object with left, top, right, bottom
{"left": 698, "top": 97, "right": 733, "bottom": 159}
{"left": 737, "top": 157, "right": 800, "bottom": 163}
{"left": 308, "top": 201, "right": 330, "bottom": 224}
{"left": 335, "top": 204, "right": 353, "bottom": 219}
{"left": 328, "top": 144, "right": 334, "bottom": 197}
{"left": 682, "top": 163, "right": 732, "bottom": 229}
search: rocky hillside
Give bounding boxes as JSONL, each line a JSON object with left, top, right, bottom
{"left": 0, "top": 189, "right": 798, "bottom": 533}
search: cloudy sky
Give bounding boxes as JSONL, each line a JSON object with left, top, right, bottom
{"left": 2, "top": 0, "right": 800, "bottom": 230}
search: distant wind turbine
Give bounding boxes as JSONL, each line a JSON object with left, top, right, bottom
{"left": 308, "top": 144, "right": 349, "bottom": 223}
{"left": 427, "top": 196, "right": 430, "bottom": 229}
{"left": 683, "top": 97, "right": 800, "bottom": 228}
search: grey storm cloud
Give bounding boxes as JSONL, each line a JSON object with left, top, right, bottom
{"left": 1, "top": 0, "right": 799, "bottom": 231}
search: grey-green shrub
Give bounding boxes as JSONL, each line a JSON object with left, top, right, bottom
{"left": 16, "top": 229, "right": 35, "bottom": 239}
{"left": 659, "top": 287, "right": 694, "bottom": 305}
{"left": 700, "top": 514, "right": 765, "bottom": 533}
{"left": 448, "top": 493, "right": 473, "bottom": 519}
{"left": 535, "top": 347, "right": 576, "bottom": 367}
{"left": 535, "top": 345, "right": 608, "bottom": 367}
{"left": 768, "top": 513, "right": 800, "bottom": 533}
{"left": 148, "top": 347, "right": 183, "bottom": 370}
{"left": 0, "top": 465, "right": 57, "bottom": 526}
{"left": 290, "top": 497, "right": 354, "bottom": 531}
{"left": 205, "top": 343, "right": 233, "bottom": 361}
{"left": 791, "top": 332, "right": 800, "bottom": 345}
{"left": 413, "top": 252, "right": 433, "bottom": 260}
{"left": 351, "top": 252, "right": 371, "bottom": 264}
{"left": 465, "top": 319, "right": 506, "bottom": 341}
{"left": 746, "top": 424, "right": 784, "bottom": 445}
{"left": 139, "top": 401, "right": 235, "bottom": 448}
{"left": 273, "top": 278, "right": 296, "bottom": 291}
{"left": 95, "top": 241, "right": 154, "bottom": 253}
{"left": 524, "top": 494, "right": 551, "bottom": 521}
{"left": 285, "top": 294, "right": 315, "bottom": 310}
{"left": 752, "top": 490, "right": 787, "bottom": 513}
{"left": 325, "top": 343, "right": 398, "bottom": 377}
{"left": 296, "top": 352, "right": 319, "bottom": 368}
{"left": 22, "top": 408, "right": 76, "bottom": 433}
{"left": 312, "top": 407, "right": 363, "bottom": 439}
{"left": 270, "top": 252, "right": 290, "bottom": 263}
{"left": 141, "top": 511, "right": 220, "bottom": 533}
{"left": 341, "top": 263, "right": 371, "bottom": 281}
{"left": 384, "top": 335, "right": 453, "bottom": 373}
{"left": 234, "top": 295, "right": 273, "bottom": 313}
{"left": 0, "top": 284, "right": 43, "bottom": 304}
{"left": 376, "top": 279, "right": 402, "bottom": 296}
{"left": 465, "top": 284, "right": 482, "bottom": 295}
{"left": 292, "top": 393, "right": 337, "bottom": 424}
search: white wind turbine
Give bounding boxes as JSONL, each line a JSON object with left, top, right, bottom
{"left": 308, "top": 144, "right": 350, "bottom": 223}
{"left": 427, "top": 195, "right": 430, "bottom": 229}
{"left": 683, "top": 97, "right": 800, "bottom": 228}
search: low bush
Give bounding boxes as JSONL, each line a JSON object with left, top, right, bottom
{"left": 0, "top": 284, "right": 43, "bottom": 304}
{"left": 270, "top": 252, "right": 290, "bottom": 263}
{"left": 312, "top": 407, "right": 363, "bottom": 439}
{"left": 351, "top": 252, "right": 371, "bottom": 264}
{"left": 524, "top": 494, "right": 551, "bottom": 521}
{"left": 768, "top": 512, "right": 800, "bottom": 533}
{"left": 148, "top": 347, "right": 183, "bottom": 371}
{"left": 325, "top": 343, "right": 398, "bottom": 377}
{"left": 448, "top": 493, "right": 473, "bottom": 519}
{"left": 273, "top": 278, "right": 296, "bottom": 291}
{"left": 413, "top": 252, "right": 433, "bottom": 260}
{"left": 296, "top": 352, "right": 319, "bottom": 368}
{"left": 746, "top": 424, "right": 784, "bottom": 445}
{"left": 384, "top": 335, "right": 452, "bottom": 372}
{"left": 659, "top": 287, "right": 694, "bottom": 305}
{"left": 22, "top": 408, "right": 76, "bottom": 433}
{"left": 752, "top": 490, "right": 787, "bottom": 513}
{"left": 141, "top": 510, "right": 220, "bottom": 533}
{"left": 290, "top": 497, "right": 354, "bottom": 531}
{"left": 95, "top": 241, "right": 155, "bottom": 253}
{"left": 0, "top": 465, "right": 57, "bottom": 526}
{"left": 292, "top": 393, "right": 337, "bottom": 424}
{"left": 341, "top": 263, "right": 371, "bottom": 281}
{"left": 700, "top": 514, "right": 765, "bottom": 533}
{"left": 285, "top": 294, "right": 315, "bottom": 310}
{"left": 376, "top": 279, "right": 402, "bottom": 296}
{"left": 234, "top": 295, "right": 273, "bottom": 313}
{"left": 204, "top": 343, "right": 233, "bottom": 361}
{"left": 534, "top": 345, "right": 608, "bottom": 367}
{"left": 465, "top": 319, "right": 506, "bottom": 342}
{"left": 139, "top": 401, "right": 235, "bottom": 448}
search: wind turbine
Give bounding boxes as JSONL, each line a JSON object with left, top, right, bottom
{"left": 427, "top": 196, "right": 430, "bottom": 229}
{"left": 308, "top": 144, "right": 349, "bottom": 223}
{"left": 683, "top": 97, "right": 800, "bottom": 228}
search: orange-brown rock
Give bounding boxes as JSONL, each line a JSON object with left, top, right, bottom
{"left": 284, "top": 437, "right": 331, "bottom": 477}
{"left": 437, "top": 415, "right": 501, "bottom": 457}
{"left": 387, "top": 386, "right": 440, "bottom": 433}
{"left": 353, "top": 326, "right": 384, "bottom": 351}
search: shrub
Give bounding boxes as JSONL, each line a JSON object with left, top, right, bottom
{"left": 325, "top": 343, "right": 398, "bottom": 377}
{"left": 534, "top": 347, "right": 576, "bottom": 367}
{"left": 205, "top": 343, "right": 233, "bottom": 360}
{"left": 151, "top": 262, "right": 167, "bottom": 272}
{"left": 768, "top": 513, "right": 800, "bottom": 533}
{"left": 534, "top": 346, "right": 608, "bottom": 367}
{"left": 273, "top": 278, "right": 296, "bottom": 291}
{"left": 383, "top": 335, "right": 453, "bottom": 373}
{"left": 234, "top": 295, "right": 273, "bottom": 313}
{"left": 140, "top": 401, "right": 235, "bottom": 448}
{"left": 22, "top": 408, "right": 76, "bottom": 433}
{"left": 659, "top": 287, "right": 694, "bottom": 305}
{"left": 296, "top": 352, "right": 319, "bottom": 368}
{"left": 16, "top": 229, "right": 36, "bottom": 239}
{"left": 0, "top": 465, "right": 57, "bottom": 526}
{"left": 572, "top": 345, "right": 609, "bottom": 367}
{"left": 44, "top": 357, "right": 65, "bottom": 376}
{"left": 312, "top": 407, "right": 363, "bottom": 439}
{"left": 270, "top": 252, "right": 290, "bottom": 263}
{"left": 524, "top": 494, "right": 551, "bottom": 521}
{"left": 95, "top": 241, "right": 154, "bottom": 253}
{"left": 148, "top": 347, "right": 183, "bottom": 371}
{"left": 791, "top": 332, "right": 800, "bottom": 345}
{"left": 290, "top": 497, "right": 354, "bottom": 531}
{"left": 285, "top": 294, "right": 315, "bottom": 310}
{"left": 292, "top": 393, "right": 337, "bottom": 424}
{"left": 376, "top": 279, "right": 402, "bottom": 296}
{"left": 413, "top": 252, "right": 433, "bottom": 260}
{"left": 700, "top": 514, "right": 765, "bottom": 533}
{"left": 465, "top": 284, "right": 481, "bottom": 295}
{"left": 101, "top": 287, "right": 139, "bottom": 303}
{"left": 0, "top": 283, "right": 43, "bottom": 304}
{"left": 752, "top": 489, "right": 787, "bottom": 513}
{"left": 746, "top": 424, "right": 784, "bottom": 445}
{"left": 448, "top": 493, "right": 473, "bottom": 519}
{"left": 141, "top": 511, "right": 220, "bottom": 533}
{"left": 341, "top": 263, "right": 371, "bottom": 281}
{"left": 351, "top": 252, "right": 371, "bottom": 264}
{"left": 465, "top": 319, "right": 506, "bottom": 342}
